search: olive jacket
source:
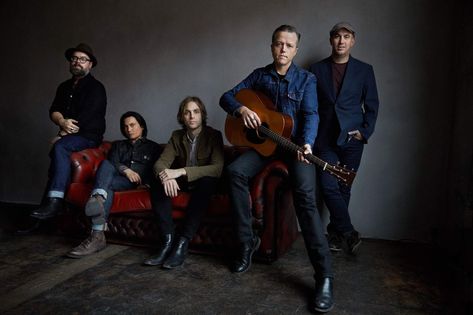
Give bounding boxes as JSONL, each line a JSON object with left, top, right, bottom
{"left": 153, "top": 126, "right": 224, "bottom": 183}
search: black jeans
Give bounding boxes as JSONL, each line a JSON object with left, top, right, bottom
{"left": 316, "top": 139, "right": 364, "bottom": 234}
{"left": 226, "top": 149, "right": 333, "bottom": 278}
{"left": 150, "top": 176, "right": 218, "bottom": 240}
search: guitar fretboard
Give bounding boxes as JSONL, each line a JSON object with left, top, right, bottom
{"left": 258, "top": 125, "right": 331, "bottom": 170}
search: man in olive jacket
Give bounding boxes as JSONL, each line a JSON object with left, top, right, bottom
{"left": 143, "top": 96, "right": 224, "bottom": 269}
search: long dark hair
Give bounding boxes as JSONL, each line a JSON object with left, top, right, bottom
{"left": 120, "top": 111, "right": 148, "bottom": 138}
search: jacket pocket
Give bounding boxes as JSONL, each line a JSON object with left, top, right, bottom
{"left": 284, "top": 91, "right": 304, "bottom": 112}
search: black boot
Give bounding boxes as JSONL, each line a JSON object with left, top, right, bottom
{"left": 342, "top": 230, "right": 362, "bottom": 255}
{"left": 312, "top": 277, "right": 334, "bottom": 313}
{"left": 326, "top": 227, "right": 343, "bottom": 252}
{"left": 15, "top": 217, "right": 42, "bottom": 235}
{"left": 162, "top": 236, "right": 189, "bottom": 269}
{"left": 30, "top": 197, "right": 64, "bottom": 219}
{"left": 233, "top": 235, "right": 260, "bottom": 273}
{"left": 143, "top": 234, "right": 174, "bottom": 266}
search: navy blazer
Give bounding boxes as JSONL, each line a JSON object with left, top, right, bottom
{"left": 309, "top": 56, "right": 379, "bottom": 146}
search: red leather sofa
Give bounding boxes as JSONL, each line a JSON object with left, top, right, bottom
{"left": 61, "top": 142, "right": 299, "bottom": 262}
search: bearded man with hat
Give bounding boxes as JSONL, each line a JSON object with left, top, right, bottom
{"left": 29, "top": 43, "right": 107, "bottom": 221}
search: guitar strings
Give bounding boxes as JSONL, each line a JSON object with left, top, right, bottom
{"left": 258, "top": 125, "right": 327, "bottom": 167}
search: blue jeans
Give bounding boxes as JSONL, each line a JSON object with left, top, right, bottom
{"left": 89, "top": 159, "right": 137, "bottom": 225}
{"left": 316, "top": 139, "right": 364, "bottom": 234}
{"left": 150, "top": 176, "right": 218, "bottom": 239}
{"left": 48, "top": 135, "right": 98, "bottom": 198}
{"left": 226, "top": 149, "right": 332, "bottom": 278}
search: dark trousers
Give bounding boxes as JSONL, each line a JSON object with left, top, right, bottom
{"left": 316, "top": 139, "right": 364, "bottom": 234}
{"left": 226, "top": 149, "right": 333, "bottom": 278}
{"left": 88, "top": 159, "right": 137, "bottom": 225}
{"left": 150, "top": 176, "right": 218, "bottom": 240}
{"left": 47, "top": 135, "right": 97, "bottom": 198}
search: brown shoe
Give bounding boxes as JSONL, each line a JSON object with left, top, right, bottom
{"left": 67, "top": 230, "right": 106, "bottom": 258}
{"left": 84, "top": 195, "right": 105, "bottom": 217}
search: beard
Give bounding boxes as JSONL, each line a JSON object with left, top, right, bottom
{"left": 69, "top": 65, "right": 88, "bottom": 77}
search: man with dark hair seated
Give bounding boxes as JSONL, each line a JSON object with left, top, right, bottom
{"left": 67, "top": 111, "right": 162, "bottom": 258}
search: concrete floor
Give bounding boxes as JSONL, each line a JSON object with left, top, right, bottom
{"left": 0, "top": 206, "right": 462, "bottom": 314}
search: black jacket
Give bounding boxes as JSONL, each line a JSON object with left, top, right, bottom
{"left": 109, "top": 138, "right": 162, "bottom": 185}
{"left": 49, "top": 74, "right": 107, "bottom": 143}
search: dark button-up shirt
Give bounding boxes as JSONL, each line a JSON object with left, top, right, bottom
{"left": 109, "top": 138, "right": 162, "bottom": 185}
{"left": 220, "top": 63, "right": 319, "bottom": 146}
{"left": 49, "top": 73, "right": 107, "bottom": 143}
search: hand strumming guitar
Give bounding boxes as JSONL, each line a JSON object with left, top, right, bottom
{"left": 238, "top": 106, "right": 261, "bottom": 129}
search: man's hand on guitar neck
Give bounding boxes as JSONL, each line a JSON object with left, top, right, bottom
{"left": 238, "top": 106, "right": 261, "bottom": 129}
{"left": 297, "top": 144, "right": 312, "bottom": 164}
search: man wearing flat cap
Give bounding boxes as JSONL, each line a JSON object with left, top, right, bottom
{"left": 309, "top": 22, "right": 379, "bottom": 255}
{"left": 29, "top": 43, "right": 107, "bottom": 221}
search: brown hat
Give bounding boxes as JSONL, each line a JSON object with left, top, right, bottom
{"left": 330, "top": 22, "right": 355, "bottom": 37}
{"left": 65, "top": 43, "right": 97, "bottom": 67}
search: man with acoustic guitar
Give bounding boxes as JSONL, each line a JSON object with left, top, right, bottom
{"left": 220, "top": 25, "right": 333, "bottom": 313}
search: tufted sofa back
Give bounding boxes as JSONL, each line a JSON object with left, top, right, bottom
{"left": 63, "top": 141, "right": 298, "bottom": 262}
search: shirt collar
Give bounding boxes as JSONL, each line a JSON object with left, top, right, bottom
{"left": 186, "top": 132, "right": 199, "bottom": 144}
{"left": 266, "top": 62, "right": 297, "bottom": 82}
{"left": 128, "top": 137, "right": 146, "bottom": 145}
{"left": 69, "top": 73, "right": 92, "bottom": 87}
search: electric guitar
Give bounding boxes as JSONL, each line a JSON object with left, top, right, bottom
{"left": 225, "top": 89, "right": 356, "bottom": 186}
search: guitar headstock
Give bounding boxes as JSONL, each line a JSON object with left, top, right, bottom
{"left": 327, "top": 164, "right": 356, "bottom": 187}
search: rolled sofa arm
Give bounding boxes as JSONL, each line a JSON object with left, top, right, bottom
{"left": 250, "top": 160, "right": 289, "bottom": 220}
{"left": 69, "top": 141, "right": 112, "bottom": 184}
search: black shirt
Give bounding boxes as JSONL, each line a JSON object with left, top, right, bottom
{"left": 331, "top": 61, "right": 347, "bottom": 97}
{"left": 49, "top": 74, "right": 107, "bottom": 143}
{"left": 108, "top": 138, "right": 162, "bottom": 185}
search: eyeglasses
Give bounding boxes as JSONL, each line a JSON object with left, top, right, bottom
{"left": 70, "top": 56, "right": 91, "bottom": 64}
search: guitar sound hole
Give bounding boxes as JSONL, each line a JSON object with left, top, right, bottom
{"left": 245, "top": 122, "right": 269, "bottom": 144}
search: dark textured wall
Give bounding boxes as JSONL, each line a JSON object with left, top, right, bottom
{"left": 0, "top": 0, "right": 455, "bottom": 241}
{"left": 444, "top": 1, "right": 473, "bottom": 310}
{"left": 446, "top": 1, "right": 473, "bottom": 235}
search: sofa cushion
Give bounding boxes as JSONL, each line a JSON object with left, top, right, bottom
{"left": 66, "top": 184, "right": 233, "bottom": 218}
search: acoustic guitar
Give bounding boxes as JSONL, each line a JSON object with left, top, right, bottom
{"left": 225, "top": 89, "right": 356, "bottom": 186}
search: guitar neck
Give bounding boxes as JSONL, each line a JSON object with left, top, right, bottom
{"left": 228, "top": 89, "right": 355, "bottom": 186}
{"left": 258, "top": 126, "right": 327, "bottom": 168}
